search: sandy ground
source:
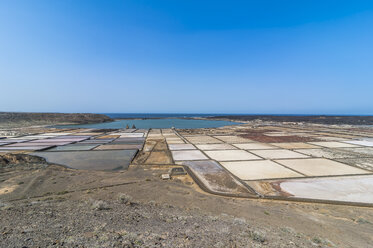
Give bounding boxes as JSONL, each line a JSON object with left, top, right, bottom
{"left": 1, "top": 158, "right": 373, "bottom": 247}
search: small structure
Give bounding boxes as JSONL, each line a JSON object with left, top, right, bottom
{"left": 161, "top": 174, "right": 171, "bottom": 180}
{"left": 132, "top": 124, "right": 136, "bottom": 129}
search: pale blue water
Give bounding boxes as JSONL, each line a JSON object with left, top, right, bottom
{"left": 54, "top": 118, "right": 242, "bottom": 129}
{"left": 104, "top": 113, "right": 231, "bottom": 119}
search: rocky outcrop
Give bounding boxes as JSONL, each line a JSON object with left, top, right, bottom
{"left": 0, "top": 153, "right": 47, "bottom": 167}
{"left": 0, "top": 112, "right": 112, "bottom": 127}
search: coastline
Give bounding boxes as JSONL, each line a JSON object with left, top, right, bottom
{"left": 106, "top": 113, "right": 373, "bottom": 126}
{"left": 0, "top": 112, "right": 113, "bottom": 128}
{"left": 205, "top": 115, "right": 373, "bottom": 125}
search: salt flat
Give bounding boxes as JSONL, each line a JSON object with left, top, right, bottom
{"left": 205, "top": 150, "right": 261, "bottom": 161}
{"left": 171, "top": 150, "right": 208, "bottom": 161}
{"left": 221, "top": 160, "right": 303, "bottom": 180}
{"left": 233, "top": 143, "right": 277, "bottom": 150}
{"left": 279, "top": 175, "right": 373, "bottom": 204}
{"left": 308, "top": 141, "right": 360, "bottom": 148}
{"left": 250, "top": 149, "right": 309, "bottom": 159}
{"left": 275, "top": 158, "right": 369, "bottom": 176}
{"left": 168, "top": 144, "right": 196, "bottom": 150}
{"left": 196, "top": 143, "right": 237, "bottom": 150}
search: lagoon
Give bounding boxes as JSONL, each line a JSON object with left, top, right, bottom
{"left": 54, "top": 118, "right": 242, "bottom": 129}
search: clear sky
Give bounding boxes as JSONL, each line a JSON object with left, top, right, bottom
{"left": 1, "top": 1, "right": 373, "bottom": 114}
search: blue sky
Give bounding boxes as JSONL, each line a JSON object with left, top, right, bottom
{"left": 1, "top": 0, "right": 373, "bottom": 114}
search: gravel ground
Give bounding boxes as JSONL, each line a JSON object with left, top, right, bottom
{"left": 0, "top": 196, "right": 326, "bottom": 248}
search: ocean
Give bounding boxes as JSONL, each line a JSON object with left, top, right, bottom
{"left": 103, "top": 113, "right": 232, "bottom": 119}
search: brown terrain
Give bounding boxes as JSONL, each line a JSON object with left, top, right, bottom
{"left": 1, "top": 153, "right": 373, "bottom": 248}
{"left": 0, "top": 112, "right": 112, "bottom": 128}
{"left": 207, "top": 115, "right": 373, "bottom": 125}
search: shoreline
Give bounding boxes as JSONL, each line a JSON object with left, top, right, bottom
{"left": 206, "top": 115, "right": 373, "bottom": 125}
{"left": 111, "top": 114, "right": 373, "bottom": 126}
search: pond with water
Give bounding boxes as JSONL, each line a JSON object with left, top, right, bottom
{"left": 54, "top": 118, "right": 242, "bottom": 129}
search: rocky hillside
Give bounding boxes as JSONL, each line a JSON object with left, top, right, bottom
{"left": 0, "top": 112, "right": 112, "bottom": 127}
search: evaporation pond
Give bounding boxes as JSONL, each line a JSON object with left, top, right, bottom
{"left": 32, "top": 150, "right": 137, "bottom": 171}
